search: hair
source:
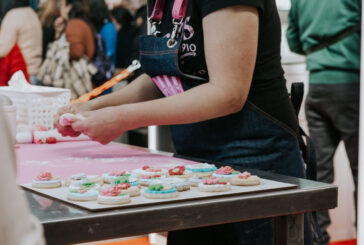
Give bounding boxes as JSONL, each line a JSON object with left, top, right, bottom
{"left": 66, "top": 0, "right": 90, "bottom": 21}
{"left": 111, "top": 6, "right": 133, "bottom": 30}
{"left": 0, "top": 0, "right": 30, "bottom": 24}
{"left": 38, "top": 0, "right": 60, "bottom": 27}
{"left": 88, "top": 0, "right": 111, "bottom": 31}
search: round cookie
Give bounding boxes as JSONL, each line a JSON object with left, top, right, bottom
{"left": 97, "top": 186, "right": 131, "bottom": 205}
{"left": 132, "top": 166, "right": 168, "bottom": 178}
{"left": 31, "top": 171, "right": 61, "bottom": 188}
{"left": 185, "top": 163, "right": 217, "bottom": 178}
{"left": 168, "top": 166, "right": 193, "bottom": 179}
{"left": 67, "top": 189, "right": 99, "bottom": 201}
{"left": 143, "top": 184, "right": 178, "bottom": 199}
{"left": 102, "top": 170, "right": 132, "bottom": 184}
{"left": 198, "top": 177, "right": 231, "bottom": 192}
{"left": 230, "top": 172, "right": 260, "bottom": 186}
{"left": 212, "top": 166, "right": 240, "bottom": 182}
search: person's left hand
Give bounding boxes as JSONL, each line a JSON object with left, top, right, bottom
{"left": 71, "top": 107, "right": 127, "bottom": 145}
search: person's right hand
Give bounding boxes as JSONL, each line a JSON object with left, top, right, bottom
{"left": 54, "top": 102, "right": 91, "bottom": 137}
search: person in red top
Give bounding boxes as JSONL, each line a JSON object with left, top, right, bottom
{"left": 0, "top": 43, "right": 29, "bottom": 86}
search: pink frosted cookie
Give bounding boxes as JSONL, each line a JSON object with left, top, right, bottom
{"left": 212, "top": 166, "right": 240, "bottom": 182}
{"left": 59, "top": 113, "right": 85, "bottom": 126}
{"left": 32, "top": 171, "right": 62, "bottom": 188}
{"left": 168, "top": 166, "right": 193, "bottom": 179}
{"left": 230, "top": 171, "right": 260, "bottom": 186}
{"left": 198, "top": 176, "right": 231, "bottom": 192}
{"left": 112, "top": 182, "right": 140, "bottom": 197}
{"left": 132, "top": 166, "right": 168, "bottom": 178}
{"left": 97, "top": 186, "right": 131, "bottom": 205}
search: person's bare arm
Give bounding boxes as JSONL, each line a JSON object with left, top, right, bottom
{"left": 72, "top": 6, "right": 259, "bottom": 144}
{"left": 87, "top": 73, "right": 162, "bottom": 110}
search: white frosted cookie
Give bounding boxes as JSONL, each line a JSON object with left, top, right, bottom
{"left": 198, "top": 177, "right": 231, "bottom": 192}
{"left": 168, "top": 166, "right": 193, "bottom": 179}
{"left": 59, "top": 113, "right": 85, "bottom": 126}
{"left": 69, "top": 179, "right": 101, "bottom": 191}
{"left": 212, "top": 166, "right": 240, "bottom": 182}
{"left": 152, "top": 177, "right": 190, "bottom": 192}
{"left": 102, "top": 170, "right": 132, "bottom": 184}
{"left": 65, "top": 173, "right": 103, "bottom": 186}
{"left": 142, "top": 184, "right": 179, "bottom": 199}
{"left": 132, "top": 166, "right": 168, "bottom": 178}
{"left": 31, "top": 172, "right": 62, "bottom": 188}
{"left": 67, "top": 189, "right": 99, "bottom": 201}
{"left": 138, "top": 174, "right": 164, "bottom": 186}
{"left": 230, "top": 172, "right": 260, "bottom": 186}
{"left": 97, "top": 186, "right": 131, "bottom": 205}
{"left": 185, "top": 163, "right": 217, "bottom": 178}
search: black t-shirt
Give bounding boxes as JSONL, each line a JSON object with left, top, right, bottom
{"left": 146, "top": 0, "right": 298, "bottom": 133}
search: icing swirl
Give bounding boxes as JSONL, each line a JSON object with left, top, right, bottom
{"left": 216, "top": 166, "right": 234, "bottom": 175}
{"left": 238, "top": 171, "right": 251, "bottom": 179}
{"left": 36, "top": 171, "right": 53, "bottom": 181}
{"left": 100, "top": 186, "right": 121, "bottom": 196}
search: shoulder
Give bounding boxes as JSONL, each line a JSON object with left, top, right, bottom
{"left": 67, "top": 19, "right": 93, "bottom": 34}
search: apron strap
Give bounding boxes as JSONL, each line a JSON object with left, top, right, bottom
{"left": 150, "top": 0, "right": 188, "bottom": 22}
{"left": 172, "top": 0, "right": 188, "bottom": 21}
{"left": 150, "top": 0, "right": 165, "bottom": 22}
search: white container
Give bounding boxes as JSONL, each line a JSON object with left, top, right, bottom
{"left": 0, "top": 86, "right": 70, "bottom": 130}
{"left": 2, "top": 105, "right": 16, "bottom": 143}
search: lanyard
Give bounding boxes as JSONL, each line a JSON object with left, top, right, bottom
{"left": 150, "top": 0, "right": 188, "bottom": 22}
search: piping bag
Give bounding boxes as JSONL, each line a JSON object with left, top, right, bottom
{"left": 70, "top": 60, "right": 141, "bottom": 104}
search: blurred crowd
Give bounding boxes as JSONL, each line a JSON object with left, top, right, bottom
{"left": 0, "top": 0, "right": 146, "bottom": 96}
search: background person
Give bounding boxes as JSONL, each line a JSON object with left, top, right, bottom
{"left": 0, "top": 0, "right": 42, "bottom": 84}
{"left": 287, "top": 0, "right": 361, "bottom": 244}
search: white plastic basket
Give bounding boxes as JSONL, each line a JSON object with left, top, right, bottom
{"left": 0, "top": 86, "right": 70, "bottom": 130}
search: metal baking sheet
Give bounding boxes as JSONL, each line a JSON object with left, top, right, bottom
{"left": 21, "top": 178, "right": 296, "bottom": 212}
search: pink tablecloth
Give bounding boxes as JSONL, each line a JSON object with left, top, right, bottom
{"left": 16, "top": 141, "right": 195, "bottom": 184}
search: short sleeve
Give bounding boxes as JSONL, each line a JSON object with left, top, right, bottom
{"left": 199, "top": 0, "right": 265, "bottom": 18}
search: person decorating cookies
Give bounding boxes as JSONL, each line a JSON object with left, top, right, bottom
{"left": 55, "top": 0, "right": 311, "bottom": 244}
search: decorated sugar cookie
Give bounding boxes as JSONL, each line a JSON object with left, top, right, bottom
{"left": 32, "top": 171, "right": 62, "bottom": 188}
{"left": 102, "top": 170, "right": 132, "bottom": 184}
{"left": 132, "top": 166, "right": 168, "bottom": 178}
{"left": 168, "top": 166, "right": 193, "bottom": 179}
{"left": 198, "top": 176, "right": 231, "bottom": 192}
{"left": 230, "top": 171, "right": 260, "bottom": 186}
{"left": 67, "top": 188, "right": 99, "bottom": 201}
{"left": 212, "top": 166, "right": 240, "bottom": 182}
{"left": 97, "top": 186, "right": 131, "bottom": 205}
{"left": 185, "top": 163, "right": 217, "bottom": 178}
{"left": 143, "top": 183, "right": 178, "bottom": 199}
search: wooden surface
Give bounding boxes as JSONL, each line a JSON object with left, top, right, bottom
{"left": 22, "top": 178, "right": 296, "bottom": 211}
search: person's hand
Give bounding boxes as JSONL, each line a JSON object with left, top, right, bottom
{"left": 54, "top": 16, "right": 66, "bottom": 39}
{"left": 54, "top": 102, "right": 91, "bottom": 137}
{"left": 72, "top": 106, "right": 128, "bottom": 145}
